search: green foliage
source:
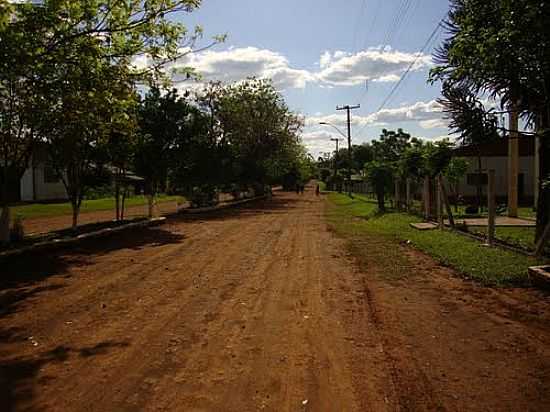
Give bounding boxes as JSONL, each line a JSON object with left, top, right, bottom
{"left": 444, "top": 157, "right": 469, "bottom": 185}
{"left": 431, "top": 0, "right": 550, "bottom": 241}
{"left": 364, "top": 161, "right": 394, "bottom": 211}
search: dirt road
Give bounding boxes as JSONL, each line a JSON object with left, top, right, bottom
{"left": 1, "top": 189, "right": 550, "bottom": 411}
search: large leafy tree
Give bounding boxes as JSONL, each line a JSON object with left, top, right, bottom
{"left": 213, "top": 78, "right": 304, "bottom": 191}
{"left": 135, "top": 87, "right": 203, "bottom": 215}
{"left": 0, "top": 2, "right": 44, "bottom": 242}
{"left": 0, "top": 0, "right": 213, "bottom": 236}
{"left": 431, "top": 0, "right": 550, "bottom": 240}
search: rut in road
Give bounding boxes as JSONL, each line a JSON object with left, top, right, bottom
{"left": 1, "top": 189, "right": 550, "bottom": 412}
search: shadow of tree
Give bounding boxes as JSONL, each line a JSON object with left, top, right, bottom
{"left": 0, "top": 227, "right": 185, "bottom": 322}
{"left": 0, "top": 340, "right": 130, "bottom": 412}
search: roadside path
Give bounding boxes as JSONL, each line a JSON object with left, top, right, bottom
{"left": 1, "top": 189, "right": 550, "bottom": 411}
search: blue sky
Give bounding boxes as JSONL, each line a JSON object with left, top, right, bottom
{"left": 176, "top": 0, "right": 452, "bottom": 156}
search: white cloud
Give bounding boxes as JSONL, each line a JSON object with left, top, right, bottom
{"left": 168, "top": 46, "right": 313, "bottom": 90}
{"left": 315, "top": 48, "right": 433, "bottom": 87}
{"left": 137, "top": 46, "right": 434, "bottom": 91}
{"left": 301, "top": 130, "right": 339, "bottom": 157}
{"left": 368, "top": 100, "right": 444, "bottom": 125}
{"left": 305, "top": 100, "right": 445, "bottom": 131}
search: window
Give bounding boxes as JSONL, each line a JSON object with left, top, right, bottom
{"left": 467, "top": 173, "right": 488, "bottom": 186}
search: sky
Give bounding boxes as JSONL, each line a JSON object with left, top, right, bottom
{"left": 173, "top": 0, "right": 452, "bottom": 157}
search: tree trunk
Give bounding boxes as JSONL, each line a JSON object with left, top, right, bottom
{"left": 0, "top": 170, "right": 10, "bottom": 244}
{"left": 0, "top": 205, "right": 10, "bottom": 244}
{"left": 115, "top": 175, "right": 120, "bottom": 221}
{"left": 477, "top": 154, "right": 483, "bottom": 212}
{"left": 121, "top": 187, "right": 127, "bottom": 221}
{"left": 147, "top": 194, "right": 154, "bottom": 219}
{"left": 536, "top": 125, "right": 550, "bottom": 243}
{"left": 376, "top": 184, "right": 385, "bottom": 212}
{"left": 71, "top": 201, "right": 80, "bottom": 230}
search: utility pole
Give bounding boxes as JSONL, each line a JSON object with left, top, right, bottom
{"left": 330, "top": 138, "right": 340, "bottom": 179}
{"left": 336, "top": 104, "right": 360, "bottom": 197}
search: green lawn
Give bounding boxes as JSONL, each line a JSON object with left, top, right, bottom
{"left": 326, "top": 193, "right": 541, "bottom": 286}
{"left": 468, "top": 226, "right": 537, "bottom": 251}
{"left": 11, "top": 195, "right": 184, "bottom": 220}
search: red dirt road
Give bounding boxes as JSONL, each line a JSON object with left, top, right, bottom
{"left": 1, "top": 190, "right": 550, "bottom": 411}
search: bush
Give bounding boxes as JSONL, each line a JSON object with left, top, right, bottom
{"left": 465, "top": 205, "right": 479, "bottom": 215}
{"left": 84, "top": 185, "right": 114, "bottom": 200}
{"left": 189, "top": 186, "right": 219, "bottom": 208}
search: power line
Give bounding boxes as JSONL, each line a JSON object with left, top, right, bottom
{"left": 362, "top": 0, "right": 381, "bottom": 50}
{"left": 377, "top": 21, "right": 442, "bottom": 112}
{"left": 352, "top": 0, "right": 368, "bottom": 53}
{"left": 355, "top": 19, "right": 444, "bottom": 138}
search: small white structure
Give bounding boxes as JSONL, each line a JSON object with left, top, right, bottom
{"left": 19, "top": 145, "right": 68, "bottom": 202}
{"left": 454, "top": 137, "right": 535, "bottom": 203}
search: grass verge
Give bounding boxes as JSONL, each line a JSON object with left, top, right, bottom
{"left": 325, "top": 192, "right": 541, "bottom": 286}
{"left": 11, "top": 195, "right": 184, "bottom": 220}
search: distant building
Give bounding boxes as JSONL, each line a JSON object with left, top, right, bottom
{"left": 453, "top": 136, "right": 535, "bottom": 205}
{"left": 2, "top": 144, "right": 145, "bottom": 204}
{"left": 20, "top": 144, "right": 68, "bottom": 202}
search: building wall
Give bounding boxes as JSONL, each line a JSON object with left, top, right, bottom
{"left": 20, "top": 162, "right": 68, "bottom": 202}
{"left": 456, "top": 156, "right": 535, "bottom": 199}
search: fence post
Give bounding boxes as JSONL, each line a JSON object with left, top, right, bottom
{"left": 395, "top": 179, "right": 401, "bottom": 211}
{"left": 487, "top": 169, "right": 496, "bottom": 246}
{"left": 437, "top": 175, "right": 444, "bottom": 229}
{"left": 406, "top": 178, "right": 411, "bottom": 212}
{"left": 423, "top": 176, "right": 431, "bottom": 221}
{"left": 440, "top": 176, "right": 455, "bottom": 229}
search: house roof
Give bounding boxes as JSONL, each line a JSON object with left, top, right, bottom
{"left": 453, "top": 135, "right": 535, "bottom": 157}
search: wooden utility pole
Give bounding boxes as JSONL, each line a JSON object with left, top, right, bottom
{"left": 330, "top": 138, "right": 340, "bottom": 180}
{"left": 508, "top": 105, "right": 519, "bottom": 217}
{"left": 336, "top": 104, "right": 360, "bottom": 197}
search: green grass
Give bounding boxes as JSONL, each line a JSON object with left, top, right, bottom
{"left": 326, "top": 193, "right": 541, "bottom": 286}
{"left": 468, "top": 226, "right": 537, "bottom": 251}
{"left": 11, "top": 195, "right": 184, "bottom": 220}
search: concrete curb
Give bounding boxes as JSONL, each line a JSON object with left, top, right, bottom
{"left": 528, "top": 265, "right": 550, "bottom": 289}
{"left": 178, "top": 195, "right": 268, "bottom": 214}
{"left": 0, "top": 217, "right": 166, "bottom": 260}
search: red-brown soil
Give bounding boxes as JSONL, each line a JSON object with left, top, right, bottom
{"left": 1, "top": 190, "right": 550, "bottom": 411}
{"left": 22, "top": 201, "right": 181, "bottom": 235}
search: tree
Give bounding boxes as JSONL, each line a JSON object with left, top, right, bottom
{"left": 213, "top": 78, "right": 304, "bottom": 191}
{"left": 365, "top": 161, "right": 394, "bottom": 212}
{"left": 0, "top": 2, "right": 42, "bottom": 242}
{"left": 444, "top": 157, "right": 469, "bottom": 211}
{"left": 437, "top": 84, "right": 500, "bottom": 209}
{"left": 136, "top": 87, "right": 200, "bottom": 215}
{"left": 2, "top": 0, "right": 215, "bottom": 231}
{"left": 431, "top": 0, "right": 550, "bottom": 240}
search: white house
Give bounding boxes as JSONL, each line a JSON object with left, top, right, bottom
{"left": 453, "top": 137, "right": 536, "bottom": 205}
{"left": 19, "top": 144, "right": 68, "bottom": 202}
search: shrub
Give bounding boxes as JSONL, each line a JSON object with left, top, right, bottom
{"left": 189, "top": 186, "right": 219, "bottom": 208}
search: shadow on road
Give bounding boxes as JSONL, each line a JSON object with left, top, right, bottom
{"left": 0, "top": 340, "right": 130, "bottom": 412}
